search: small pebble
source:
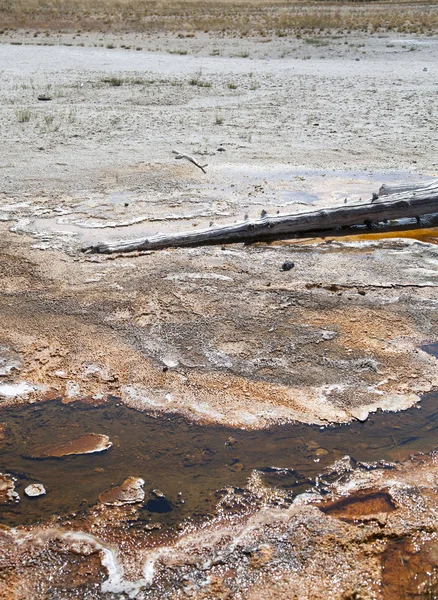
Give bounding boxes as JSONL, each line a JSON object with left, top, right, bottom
{"left": 280, "top": 261, "right": 295, "bottom": 271}
{"left": 225, "top": 436, "right": 238, "bottom": 447}
{"left": 25, "top": 483, "right": 46, "bottom": 497}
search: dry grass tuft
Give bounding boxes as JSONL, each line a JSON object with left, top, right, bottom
{"left": 0, "top": 0, "right": 437, "bottom": 35}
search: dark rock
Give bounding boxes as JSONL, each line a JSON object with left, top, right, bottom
{"left": 37, "top": 94, "right": 52, "bottom": 101}
{"left": 280, "top": 261, "right": 295, "bottom": 272}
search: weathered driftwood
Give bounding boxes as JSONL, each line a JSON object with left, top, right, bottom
{"left": 379, "top": 179, "right": 437, "bottom": 197}
{"left": 83, "top": 182, "right": 438, "bottom": 254}
{"left": 172, "top": 150, "right": 208, "bottom": 173}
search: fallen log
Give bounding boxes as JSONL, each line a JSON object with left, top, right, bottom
{"left": 83, "top": 181, "right": 438, "bottom": 254}
{"left": 379, "top": 178, "right": 437, "bottom": 197}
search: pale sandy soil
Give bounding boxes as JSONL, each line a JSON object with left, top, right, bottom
{"left": 0, "top": 29, "right": 438, "bottom": 599}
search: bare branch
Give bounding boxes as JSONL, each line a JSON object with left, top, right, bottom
{"left": 172, "top": 149, "right": 208, "bottom": 173}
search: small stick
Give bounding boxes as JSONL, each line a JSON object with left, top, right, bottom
{"left": 172, "top": 149, "right": 208, "bottom": 174}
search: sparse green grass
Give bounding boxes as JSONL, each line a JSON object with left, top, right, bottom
{"left": 129, "top": 77, "right": 146, "bottom": 85}
{"left": 304, "top": 37, "right": 330, "bottom": 47}
{"left": 215, "top": 112, "right": 224, "bottom": 125}
{"left": 100, "top": 75, "right": 150, "bottom": 86}
{"left": 102, "top": 76, "right": 123, "bottom": 86}
{"left": 188, "top": 76, "right": 211, "bottom": 88}
{"left": 41, "top": 114, "right": 60, "bottom": 132}
{"left": 67, "top": 108, "right": 77, "bottom": 123}
{"left": 168, "top": 49, "right": 188, "bottom": 55}
{"left": 227, "top": 82, "right": 237, "bottom": 90}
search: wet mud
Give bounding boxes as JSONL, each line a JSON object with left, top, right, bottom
{"left": 422, "top": 342, "right": 438, "bottom": 359}
{"left": 1, "top": 390, "right": 437, "bottom": 529}
{"left": 381, "top": 537, "right": 438, "bottom": 599}
{"left": 318, "top": 489, "right": 396, "bottom": 522}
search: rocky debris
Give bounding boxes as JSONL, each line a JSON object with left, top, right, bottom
{"left": 33, "top": 433, "right": 112, "bottom": 458}
{"left": 0, "top": 527, "right": 110, "bottom": 596}
{"left": 24, "top": 483, "right": 47, "bottom": 498}
{"left": 98, "top": 477, "right": 145, "bottom": 506}
{"left": 280, "top": 261, "right": 295, "bottom": 271}
{"left": 0, "top": 472, "right": 19, "bottom": 503}
{"left": 245, "top": 543, "right": 275, "bottom": 569}
{"left": 81, "top": 363, "right": 118, "bottom": 383}
{"left": 0, "top": 345, "right": 22, "bottom": 376}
